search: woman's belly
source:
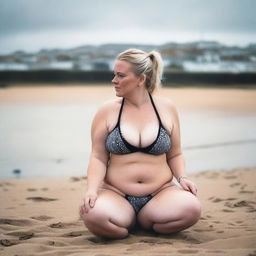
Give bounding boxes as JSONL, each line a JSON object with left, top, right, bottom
{"left": 105, "top": 153, "right": 173, "bottom": 196}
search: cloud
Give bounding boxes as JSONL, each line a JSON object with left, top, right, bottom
{"left": 0, "top": 0, "right": 255, "bottom": 53}
{"left": 1, "top": 0, "right": 256, "bottom": 34}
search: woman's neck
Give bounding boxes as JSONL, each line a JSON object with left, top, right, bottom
{"left": 124, "top": 89, "right": 150, "bottom": 108}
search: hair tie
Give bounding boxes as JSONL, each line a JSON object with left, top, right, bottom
{"left": 147, "top": 53, "right": 153, "bottom": 61}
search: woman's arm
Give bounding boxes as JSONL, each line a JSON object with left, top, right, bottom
{"left": 87, "top": 106, "right": 109, "bottom": 193}
{"left": 166, "top": 103, "right": 197, "bottom": 195}
{"left": 81, "top": 104, "right": 110, "bottom": 213}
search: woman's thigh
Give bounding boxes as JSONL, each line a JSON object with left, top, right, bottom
{"left": 137, "top": 185, "right": 201, "bottom": 229}
{"left": 82, "top": 189, "right": 136, "bottom": 229}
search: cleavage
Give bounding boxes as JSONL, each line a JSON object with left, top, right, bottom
{"left": 120, "top": 120, "right": 159, "bottom": 148}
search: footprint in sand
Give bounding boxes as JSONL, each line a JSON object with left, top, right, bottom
{"left": 177, "top": 249, "right": 199, "bottom": 254}
{"left": 5, "top": 231, "right": 34, "bottom": 240}
{"left": 230, "top": 182, "right": 241, "bottom": 187}
{"left": 31, "top": 215, "right": 53, "bottom": 221}
{"left": 0, "top": 218, "right": 32, "bottom": 226}
{"left": 223, "top": 175, "right": 237, "bottom": 180}
{"left": 62, "top": 230, "right": 89, "bottom": 237}
{"left": 48, "top": 240, "right": 55, "bottom": 246}
{"left": 139, "top": 239, "right": 172, "bottom": 245}
{"left": 222, "top": 209, "right": 234, "bottom": 212}
{"left": 239, "top": 190, "right": 254, "bottom": 194}
{"left": 49, "top": 221, "right": 79, "bottom": 229}
{"left": 70, "top": 177, "right": 82, "bottom": 182}
{"left": 27, "top": 188, "right": 37, "bottom": 192}
{"left": 224, "top": 200, "right": 256, "bottom": 212}
{"left": 225, "top": 200, "right": 253, "bottom": 208}
{"left": 19, "top": 233, "right": 34, "bottom": 240}
{"left": 212, "top": 198, "right": 224, "bottom": 203}
{"left": 0, "top": 239, "right": 18, "bottom": 247}
{"left": 49, "top": 222, "right": 64, "bottom": 228}
{"left": 70, "top": 176, "right": 86, "bottom": 182}
{"left": 26, "top": 196, "right": 58, "bottom": 202}
{"left": 227, "top": 197, "right": 237, "bottom": 201}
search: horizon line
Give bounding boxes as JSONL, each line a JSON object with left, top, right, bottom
{"left": 1, "top": 39, "right": 255, "bottom": 55}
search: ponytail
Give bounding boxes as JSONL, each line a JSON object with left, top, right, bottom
{"left": 146, "top": 51, "right": 163, "bottom": 93}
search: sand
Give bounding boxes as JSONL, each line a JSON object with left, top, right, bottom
{"left": 0, "top": 85, "right": 256, "bottom": 255}
{"left": 0, "top": 168, "right": 255, "bottom": 256}
{"left": 1, "top": 84, "right": 256, "bottom": 114}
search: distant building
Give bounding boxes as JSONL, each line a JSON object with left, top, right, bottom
{"left": 0, "top": 62, "right": 28, "bottom": 71}
{"left": 0, "top": 41, "right": 255, "bottom": 73}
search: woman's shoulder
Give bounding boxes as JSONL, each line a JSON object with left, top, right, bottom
{"left": 153, "top": 95, "right": 177, "bottom": 112}
{"left": 95, "top": 98, "right": 122, "bottom": 116}
{"left": 153, "top": 95, "right": 180, "bottom": 123}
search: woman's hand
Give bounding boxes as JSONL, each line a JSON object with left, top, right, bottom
{"left": 179, "top": 178, "right": 198, "bottom": 196}
{"left": 79, "top": 191, "right": 98, "bottom": 216}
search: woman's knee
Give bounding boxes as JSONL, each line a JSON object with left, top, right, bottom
{"left": 152, "top": 199, "right": 201, "bottom": 234}
{"left": 81, "top": 207, "right": 129, "bottom": 238}
{"left": 79, "top": 194, "right": 136, "bottom": 238}
{"left": 140, "top": 192, "right": 201, "bottom": 233}
{"left": 180, "top": 197, "right": 201, "bottom": 226}
{"left": 81, "top": 206, "right": 105, "bottom": 225}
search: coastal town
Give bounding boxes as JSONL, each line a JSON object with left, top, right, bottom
{"left": 1, "top": 41, "right": 256, "bottom": 73}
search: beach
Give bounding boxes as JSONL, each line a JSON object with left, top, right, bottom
{"left": 0, "top": 168, "right": 255, "bottom": 256}
{"left": 0, "top": 84, "right": 256, "bottom": 255}
{"left": 1, "top": 84, "right": 256, "bottom": 113}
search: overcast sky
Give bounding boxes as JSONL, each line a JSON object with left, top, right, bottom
{"left": 0, "top": 0, "right": 256, "bottom": 54}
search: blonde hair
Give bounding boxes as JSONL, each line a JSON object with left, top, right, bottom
{"left": 117, "top": 48, "right": 163, "bottom": 93}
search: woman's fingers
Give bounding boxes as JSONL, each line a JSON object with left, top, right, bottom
{"left": 181, "top": 183, "right": 189, "bottom": 191}
{"left": 80, "top": 194, "right": 98, "bottom": 214}
{"left": 84, "top": 196, "right": 91, "bottom": 213}
{"left": 89, "top": 195, "right": 97, "bottom": 208}
{"left": 180, "top": 180, "right": 198, "bottom": 196}
{"left": 188, "top": 183, "right": 197, "bottom": 196}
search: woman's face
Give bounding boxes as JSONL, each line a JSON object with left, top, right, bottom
{"left": 112, "top": 60, "right": 140, "bottom": 97}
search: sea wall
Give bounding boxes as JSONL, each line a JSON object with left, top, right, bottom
{"left": 1, "top": 70, "right": 256, "bottom": 87}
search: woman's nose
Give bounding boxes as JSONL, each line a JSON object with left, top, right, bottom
{"left": 112, "top": 75, "right": 117, "bottom": 84}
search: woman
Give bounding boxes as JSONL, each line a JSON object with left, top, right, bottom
{"left": 79, "top": 49, "right": 201, "bottom": 239}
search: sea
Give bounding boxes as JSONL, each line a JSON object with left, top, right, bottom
{"left": 0, "top": 102, "right": 256, "bottom": 179}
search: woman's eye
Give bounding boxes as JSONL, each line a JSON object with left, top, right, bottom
{"left": 113, "top": 73, "right": 125, "bottom": 78}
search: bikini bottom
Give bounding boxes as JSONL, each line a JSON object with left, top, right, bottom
{"left": 125, "top": 194, "right": 153, "bottom": 214}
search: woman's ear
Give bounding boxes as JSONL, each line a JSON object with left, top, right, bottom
{"left": 138, "top": 74, "right": 146, "bottom": 86}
